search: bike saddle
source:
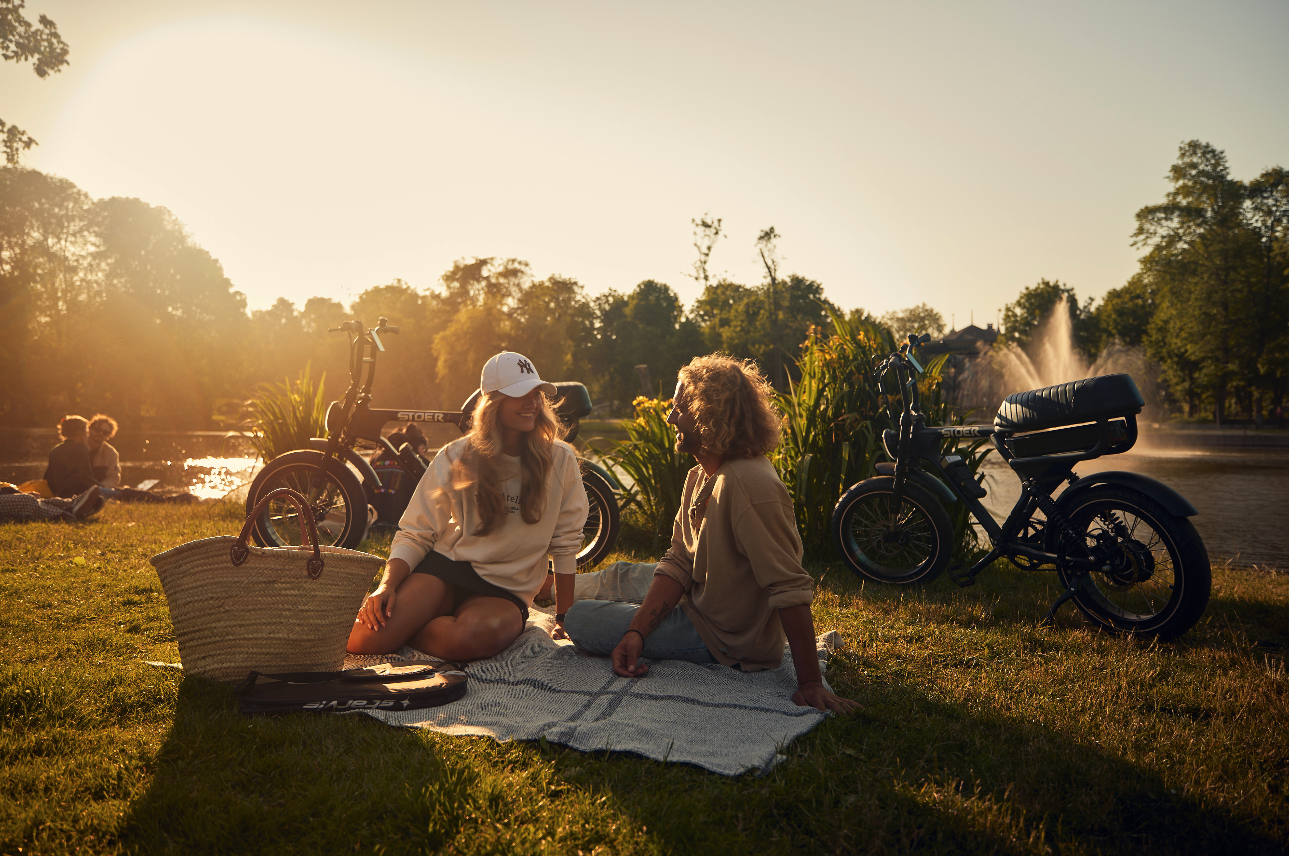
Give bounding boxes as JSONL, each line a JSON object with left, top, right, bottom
{"left": 994, "top": 374, "right": 1144, "bottom": 433}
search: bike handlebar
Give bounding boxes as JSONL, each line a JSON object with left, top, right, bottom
{"left": 327, "top": 318, "right": 400, "bottom": 335}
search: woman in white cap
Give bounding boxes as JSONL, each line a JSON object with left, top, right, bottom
{"left": 347, "top": 352, "right": 589, "bottom": 661}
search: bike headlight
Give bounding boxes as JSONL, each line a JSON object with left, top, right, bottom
{"left": 324, "top": 401, "right": 343, "bottom": 435}
{"left": 881, "top": 429, "right": 898, "bottom": 461}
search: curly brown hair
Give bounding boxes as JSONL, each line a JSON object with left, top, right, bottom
{"left": 678, "top": 355, "right": 782, "bottom": 459}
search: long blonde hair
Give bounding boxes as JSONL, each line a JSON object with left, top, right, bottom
{"left": 450, "top": 391, "right": 562, "bottom": 535}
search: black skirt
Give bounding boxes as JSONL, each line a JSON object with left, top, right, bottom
{"left": 410, "top": 550, "right": 529, "bottom": 622}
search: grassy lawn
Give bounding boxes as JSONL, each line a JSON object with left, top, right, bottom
{"left": 2, "top": 501, "right": 1286, "bottom": 855}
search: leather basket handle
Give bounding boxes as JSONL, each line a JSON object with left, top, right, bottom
{"left": 233, "top": 487, "right": 325, "bottom": 579}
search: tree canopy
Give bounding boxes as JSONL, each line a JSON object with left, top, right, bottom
{"left": 0, "top": 0, "right": 69, "bottom": 165}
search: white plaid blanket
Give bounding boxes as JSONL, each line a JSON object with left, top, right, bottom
{"left": 346, "top": 614, "right": 843, "bottom": 776}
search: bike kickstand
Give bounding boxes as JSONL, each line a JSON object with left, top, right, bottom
{"left": 1042, "top": 573, "right": 1093, "bottom": 628}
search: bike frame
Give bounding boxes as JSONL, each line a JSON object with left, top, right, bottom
{"left": 305, "top": 318, "right": 462, "bottom": 502}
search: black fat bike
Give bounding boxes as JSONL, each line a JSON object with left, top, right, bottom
{"left": 244, "top": 317, "right": 622, "bottom": 568}
{"left": 831, "top": 334, "right": 1211, "bottom": 640}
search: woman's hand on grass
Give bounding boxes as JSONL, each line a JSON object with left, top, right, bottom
{"left": 357, "top": 585, "right": 397, "bottom": 630}
{"left": 792, "top": 680, "right": 860, "bottom": 714}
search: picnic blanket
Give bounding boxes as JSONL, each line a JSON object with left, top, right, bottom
{"left": 344, "top": 612, "right": 844, "bottom": 776}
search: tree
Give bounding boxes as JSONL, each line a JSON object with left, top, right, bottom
{"left": 88, "top": 196, "right": 247, "bottom": 426}
{"left": 0, "top": 167, "right": 95, "bottom": 423}
{"left": 1, "top": 0, "right": 69, "bottom": 165}
{"left": 1095, "top": 274, "right": 1156, "bottom": 349}
{"left": 756, "top": 226, "right": 785, "bottom": 389}
{"left": 1001, "top": 278, "right": 1099, "bottom": 358}
{"left": 685, "top": 214, "right": 723, "bottom": 289}
{"left": 591, "top": 280, "right": 705, "bottom": 405}
{"left": 880, "top": 303, "right": 946, "bottom": 342}
{"left": 1132, "top": 141, "right": 1262, "bottom": 424}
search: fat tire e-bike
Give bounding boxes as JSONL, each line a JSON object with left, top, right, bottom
{"left": 830, "top": 333, "right": 1211, "bottom": 640}
{"left": 244, "top": 317, "right": 622, "bottom": 568}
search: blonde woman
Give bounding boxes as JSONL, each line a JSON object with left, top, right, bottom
{"left": 347, "top": 352, "right": 589, "bottom": 662}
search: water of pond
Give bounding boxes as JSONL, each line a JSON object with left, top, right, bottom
{"left": 976, "top": 444, "right": 1289, "bottom": 568}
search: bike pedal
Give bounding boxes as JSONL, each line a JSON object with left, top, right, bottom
{"left": 947, "top": 563, "right": 975, "bottom": 588}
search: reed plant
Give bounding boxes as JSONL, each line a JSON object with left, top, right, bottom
{"left": 594, "top": 396, "right": 691, "bottom": 550}
{"left": 773, "top": 311, "right": 992, "bottom": 557}
{"left": 246, "top": 363, "right": 329, "bottom": 463}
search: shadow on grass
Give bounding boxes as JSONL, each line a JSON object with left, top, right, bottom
{"left": 550, "top": 669, "right": 1286, "bottom": 855}
{"left": 122, "top": 675, "right": 471, "bottom": 853}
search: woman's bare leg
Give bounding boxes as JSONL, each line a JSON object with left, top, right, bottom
{"left": 411, "top": 595, "right": 525, "bottom": 662}
{"left": 346, "top": 574, "right": 455, "bottom": 655}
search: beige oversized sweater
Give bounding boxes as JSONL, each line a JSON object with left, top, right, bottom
{"left": 388, "top": 438, "right": 589, "bottom": 605}
{"left": 654, "top": 456, "right": 813, "bottom": 671}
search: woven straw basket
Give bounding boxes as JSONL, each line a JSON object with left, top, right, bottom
{"left": 150, "top": 488, "right": 384, "bottom": 682}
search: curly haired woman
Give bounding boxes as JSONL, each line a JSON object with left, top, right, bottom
{"left": 347, "top": 352, "right": 588, "bottom": 662}
{"left": 563, "top": 354, "right": 858, "bottom": 713}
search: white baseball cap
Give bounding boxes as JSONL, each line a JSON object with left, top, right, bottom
{"left": 480, "top": 351, "right": 557, "bottom": 398}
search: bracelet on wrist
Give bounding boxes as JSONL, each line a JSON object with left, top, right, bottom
{"left": 623, "top": 628, "right": 645, "bottom": 642}
{"left": 555, "top": 613, "right": 566, "bottom": 623}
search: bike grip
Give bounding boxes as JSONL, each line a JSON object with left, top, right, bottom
{"left": 384, "top": 325, "right": 400, "bottom": 334}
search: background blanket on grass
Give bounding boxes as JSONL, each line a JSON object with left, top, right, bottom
{"left": 345, "top": 614, "right": 841, "bottom": 776}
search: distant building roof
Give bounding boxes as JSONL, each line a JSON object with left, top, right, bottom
{"left": 919, "top": 323, "right": 999, "bottom": 358}
{"left": 943, "top": 323, "right": 999, "bottom": 344}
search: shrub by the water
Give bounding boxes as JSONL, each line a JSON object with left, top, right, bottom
{"left": 247, "top": 362, "right": 329, "bottom": 463}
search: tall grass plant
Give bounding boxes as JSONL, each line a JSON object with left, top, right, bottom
{"left": 247, "top": 363, "right": 329, "bottom": 463}
{"left": 773, "top": 311, "right": 993, "bottom": 557}
{"left": 593, "top": 397, "right": 691, "bottom": 550}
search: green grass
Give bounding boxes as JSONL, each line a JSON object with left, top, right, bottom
{"left": 2, "top": 503, "right": 1286, "bottom": 854}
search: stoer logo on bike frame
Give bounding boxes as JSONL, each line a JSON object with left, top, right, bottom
{"left": 397, "top": 411, "right": 456, "bottom": 423}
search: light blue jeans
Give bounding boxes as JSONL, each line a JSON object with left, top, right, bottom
{"left": 563, "top": 561, "right": 718, "bottom": 665}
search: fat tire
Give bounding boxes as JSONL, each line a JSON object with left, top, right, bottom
{"left": 1049, "top": 485, "right": 1210, "bottom": 640}
{"left": 576, "top": 468, "right": 621, "bottom": 569}
{"left": 832, "top": 477, "right": 953, "bottom": 585}
{"left": 245, "top": 450, "right": 368, "bottom": 550}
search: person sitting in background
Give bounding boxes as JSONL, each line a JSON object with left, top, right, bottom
{"left": 561, "top": 355, "right": 859, "bottom": 714}
{"left": 0, "top": 483, "right": 103, "bottom": 522}
{"left": 87, "top": 414, "right": 124, "bottom": 498}
{"left": 43, "top": 416, "right": 98, "bottom": 499}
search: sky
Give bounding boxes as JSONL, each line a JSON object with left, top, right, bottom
{"left": 6, "top": 0, "right": 1288, "bottom": 328}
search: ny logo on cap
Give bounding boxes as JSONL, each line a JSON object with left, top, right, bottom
{"left": 516, "top": 359, "right": 535, "bottom": 375}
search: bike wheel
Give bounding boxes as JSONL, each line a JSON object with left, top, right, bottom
{"left": 1051, "top": 485, "right": 1210, "bottom": 640}
{"left": 576, "top": 468, "right": 620, "bottom": 569}
{"left": 832, "top": 477, "right": 953, "bottom": 584}
{"left": 245, "top": 451, "right": 368, "bottom": 550}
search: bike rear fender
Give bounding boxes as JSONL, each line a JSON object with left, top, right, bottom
{"left": 309, "top": 438, "right": 382, "bottom": 490}
{"left": 874, "top": 462, "right": 957, "bottom": 505}
{"left": 1058, "top": 470, "right": 1198, "bottom": 517}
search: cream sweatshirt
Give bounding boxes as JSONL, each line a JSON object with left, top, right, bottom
{"left": 388, "top": 438, "right": 589, "bottom": 605}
